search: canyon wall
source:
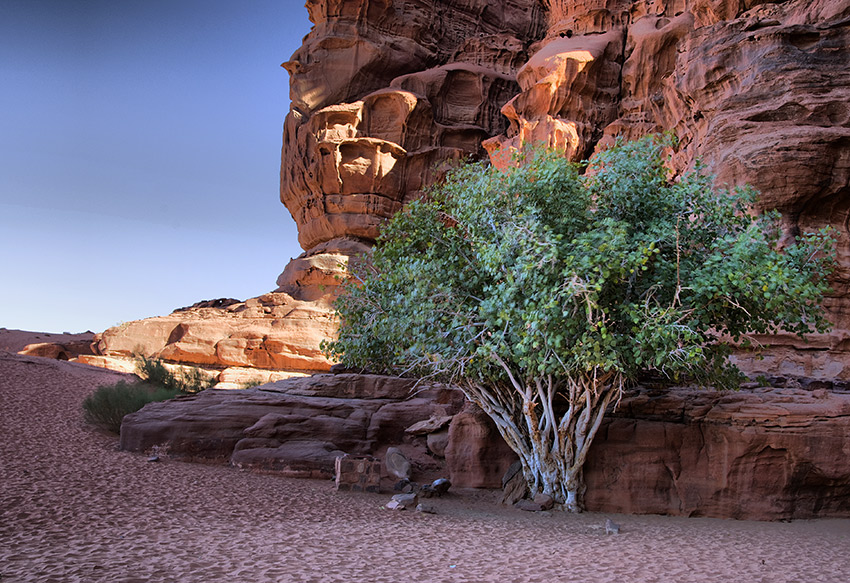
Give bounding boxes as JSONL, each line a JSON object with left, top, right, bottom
{"left": 278, "top": 0, "right": 850, "bottom": 381}
{"left": 88, "top": 0, "right": 849, "bottom": 383}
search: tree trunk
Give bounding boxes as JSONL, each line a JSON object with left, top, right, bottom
{"left": 464, "top": 369, "right": 621, "bottom": 512}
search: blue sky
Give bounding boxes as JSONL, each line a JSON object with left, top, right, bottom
{"left": 0, "top": 0, "right": 312, "bottom": 333}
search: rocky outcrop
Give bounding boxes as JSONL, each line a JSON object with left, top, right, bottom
{"left": 82, "top": 239, "right": 369, "bottom": 386}
{"left": 120, "top": 372, "right": 850, "bottom": 520}
{"left": 276, "top": 0, "right": 849, "bottom": 381}
{"left": 89, "top": 0, "right": 848, "bottom": 383}
{"left": 585, "top": 384, "right": 850, "bottom": 520}
{"left": 281, "top": 0, "right": 545, "bottom": 251}
{"left": 120, "top": 374, "right": 466, "bottom": 482}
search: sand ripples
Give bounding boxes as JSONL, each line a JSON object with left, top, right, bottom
{"left": 2, "top": 353, "right": 849, "bottom": 582}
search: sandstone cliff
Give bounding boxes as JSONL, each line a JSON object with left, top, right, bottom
{"left": 87, "top": 0, "right": 848, "bottom": 384}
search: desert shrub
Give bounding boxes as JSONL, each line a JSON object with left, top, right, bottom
{"left": 82, "top": 381, "right": 180, "bottom": 434}
{"left": 134, "top": 354, "right": 214, "bottom": 394}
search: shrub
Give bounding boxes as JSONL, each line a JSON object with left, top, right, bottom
{"left": 134, "top": 354, "right": 214, "bottom": 394}
{"left": 82, "top": 381, "right": 180, "bottom": 434}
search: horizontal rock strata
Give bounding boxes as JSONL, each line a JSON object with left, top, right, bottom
{"left": 121, "top": 372, "right": 850, "bottom": 520}
{"left": 120, "top": 374, "right": 467, "bottom": 482}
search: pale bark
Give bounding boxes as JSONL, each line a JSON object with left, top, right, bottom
{"left": 463, "top": 368, "right": 622, "bottom": 511}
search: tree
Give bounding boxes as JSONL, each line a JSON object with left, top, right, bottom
{"left": 323, "top": 135, "right": 835, "bottom": 511}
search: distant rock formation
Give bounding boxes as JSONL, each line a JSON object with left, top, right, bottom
{"left": 87, "top": 0, "right": 848, "bottom": 383}
{"left": 81, "top": 240, "right": 368, "bottom": 386}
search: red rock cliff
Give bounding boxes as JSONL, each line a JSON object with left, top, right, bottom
{"left": 281, "top": 0, "right": 850, "bottom": 381}
{"left": 89, "top": 0, "right": 849, "bottom": 384}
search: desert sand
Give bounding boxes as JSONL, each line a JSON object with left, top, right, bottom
{"left": 2, "top": 348, "right": 849, "bottom": 583}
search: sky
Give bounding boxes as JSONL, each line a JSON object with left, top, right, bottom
{"left": 0, "top": 0, "right": 313, "bottom": 333}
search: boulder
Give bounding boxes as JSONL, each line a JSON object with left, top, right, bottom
{"left": 405, "top": 415, "right": 454, "bottom": 435}
{"left": 420, "top": 477, "right": 451, "bottom": 498}
{"left": 384, "top": 447, "right": 412, "bottom": 480}
{"left": 120, "top": 374, "right": 465, "bottom": 480}
{"left": 444, "top": 401, "right": 519, "bottom": 488}
{"left": 386, "top": 492, "right": 419, "bottom": 511}
{"left": 515, "top": 493, "right": 554, "bottom": 512}
{"left": 426, "top": 430, "right": 449, "bottom": 458}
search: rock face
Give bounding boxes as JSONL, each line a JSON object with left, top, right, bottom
{"left": 281, "top": 0, "right": 544, "bottom": 251}
{"left": 584, "top": 385, "right": 850, "bottom": 520}
{"left": 120, "top": 372, "right": 850, "bottom": 520}
{"left": 444, "top": 401, "right": 518, "bottom": 488}
{"left": 120, "top": 374, "right": 466, "bottom": 482}
{"left": 481, "top": 0, "right": 850, "bottom": 379}
{"left": 87, "top": 0, "right": 848, "bottom": 382}
{"left": 280, "top": 0, "right": 849, "bottom": 380}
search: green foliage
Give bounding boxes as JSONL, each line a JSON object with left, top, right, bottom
{"left": 135, "top": 354, "right": 214, "bottom": 394}
{"left": 83, "top": 356, "right": 214, "bottom": 434}
{"left": 325, "top": 134, "right": 835, "bottom": 390}
{"left": 82, "top": 381, "right": 180, "bottom": 434}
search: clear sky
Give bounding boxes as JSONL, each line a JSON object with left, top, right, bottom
{"left": 0, "top": 0, "right": 312, "bottom": 333}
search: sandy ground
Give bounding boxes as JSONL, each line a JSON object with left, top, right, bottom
{"left": 2, "top": 350, "right": 850, "bottom": 583}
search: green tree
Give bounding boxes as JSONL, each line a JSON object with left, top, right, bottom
{"left": 324, "top": 135, "right": 835, "bottom": 511}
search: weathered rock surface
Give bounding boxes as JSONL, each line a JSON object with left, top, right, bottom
{"left": 584, "top": 385, "right": 850, "bottom": 520}
{"left": 119, "top": 370, "right": 850, "bottom": 519}
{"left": 85, "top": 0, "right": 848, "bottom": 383}
{"left": 482, "top": 0, "right": 850, "bottom": 378}
{"left": 444, "top": 401, "right": 519, "bottom": 488}
{"left": 19, "top": 340, "right": 95, "bottom": 361}
{"left": 83, "top": 239, "right": 369, "bottom": 385}
{"left": 2, "top": 329, "right": 95, "bottom": 361}
{"left": 281, "top": 0, "right": 545, "bottom": 251}
{"left": 120, "top": 374, "right": 465, "bottom": 481}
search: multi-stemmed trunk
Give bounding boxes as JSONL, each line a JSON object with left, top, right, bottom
{"left": 463, "top": 366, "right": 621, "bottom": 511}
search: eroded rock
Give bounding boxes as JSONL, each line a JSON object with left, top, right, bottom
{"left": 120, "top": 374, "right": 465, "bottom": 482}
{"left": 444, "top": 401, "right": 519, "bottom": 488}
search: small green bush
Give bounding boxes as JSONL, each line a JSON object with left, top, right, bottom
{"left": 82, "top": 381, "right": 180, "bottom": 434}
{"left": 134, "top": 354, "right": 214, "bottom": 394}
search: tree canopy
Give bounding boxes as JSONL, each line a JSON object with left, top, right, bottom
{"left": 324, "top": 135, "right": 835, "bottom": 509}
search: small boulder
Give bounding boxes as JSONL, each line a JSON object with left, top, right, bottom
{"left": 533, "top": 493, "right": 554, "bottom": 511}
{"left": 405, "top": 415, "right": 454, "bottom": 435}
{"left": 514, "top": 493, "right": 554, "bottom": 512}
{"left": 385, "top": 447, "right": 411, "bottom": 480}
{"left": 386, "top": 492, "right": 419, "bottom": 510}
{"left": 431, "top": 478, "right": 451, "bottom": 496}
{"left": 426, "top": 430, "right": 450, "bottom": 457}
{"left": 420, "top": 478, "right": 450, "bottom": 498}
{"left": 416, "top": 502, "right": 437, "bottom": 514}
